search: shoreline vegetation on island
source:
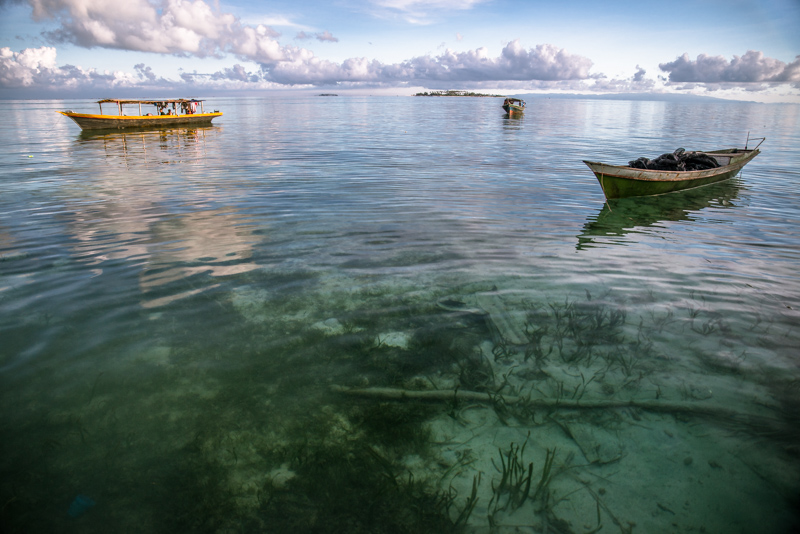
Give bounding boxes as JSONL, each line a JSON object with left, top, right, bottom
{"left": 414, "top": 90, "right": 504, "bottom": 97}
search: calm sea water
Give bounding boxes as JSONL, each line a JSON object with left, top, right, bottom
{"left": 1, "top": 96, "right": 799, "bottom": 533}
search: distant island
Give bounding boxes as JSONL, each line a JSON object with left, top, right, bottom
{"left": 414, "top": 90, "right": 503, "bottom": 97}
{"left": 318, "top": 93, "right": 338, "bottom": 96}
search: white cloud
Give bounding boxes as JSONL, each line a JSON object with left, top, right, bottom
{"left": 368, "top": 0, "right": 490, "bottom": 24}
{"left": 209, "top": 64, "right": 252, "bottom": 82}
{"left": 32, "top": 0, "right": 236, "bottom": 55}
{"left": 0, "top": 45, "right": 141, "bottom": 93}
{"left": 9, "top": 1, "right": 588, "bottom": 84}
{"left": 659, "top": 51, "right": 800, "bottom": 87}
{"left": 371, "top": 0, "right": 487, "bottom": 11}
{"left": 2, "top": 40, "right": 797, "bottom": 101}
{"left": 0, "top": 46, "right": 58, "bottom": 86}
{"left": 315, "top": 31, "right": 338, "bottom": 43}
{"left": 134, "top": 62, "right": 157, "bottom": 81}
{"left": 296, "top": 30, "right": 339, "bottom": 43}
{"left": 26, "top": 0, "right": 306, "bottom": 64}
{"left": 0, "top": 38, "right": 597, "bottom": 96}
{"left": 590, "top": 75, "right": 656, "bottom": 93}
{"left": 232, "top": 24, "right": 287, "bottom": 63}
{"left": 261, "top": 40, "right": 593, "bottom": 85}
{"left": 255, "top": 15, "right": 305, "bottom": 28}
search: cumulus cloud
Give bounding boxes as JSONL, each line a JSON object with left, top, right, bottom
{"left": 0, "top": 39, "right": 597, "bottom": 96}
{"left": 33, "top": 0, "right": 233, "bottom": 54}
{"left": 315, "top": 31, "right": 338, "bottom": 43}
{"left": 134, "top": 63, "right": 156, "bottom": 81}
{"left": 373, "top": 0, "right": 486, "bottom": 7}
{"left": 24, "top": 0, "right": 327, "bottom": 65}
{"left": 369, "top": 0, "right": 490, "bottom": 24}
{"left": 296, "top": 30, "right": 339, "bottom": 42}
{"left": 0, "top": 46, "right": 58, "bottom": 87}
{"left": 590, "top": 76, "right": 656, "bottom": 93}
{"left": 262, "top": 40, "right": 593, "bottom": 85}
{"left": 9, "top": 41, "right": 784, "bottom": 100}
{"left": 14, "top": 0, "right": 591, "bottom": 87}
{"left": 659, "top": 51, "right": 800, "bottom": 87}
{"left": 207, "top": 64, "right": 258, "bottom": 82}
{"left": 0, "top": 45, "right": 140, "bottom": 94}
{"left": 0, "top": 45, "right": 279, "bottom": 96}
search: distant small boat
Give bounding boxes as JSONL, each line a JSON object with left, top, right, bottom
{"left": 502, "top": 97, "right": 526, "bottom": 114}
{"left": 583, "top": 141, "right": 763, "bottom": 200}
{"left": 58, "top": 99, "right": 222, "bottom": 130}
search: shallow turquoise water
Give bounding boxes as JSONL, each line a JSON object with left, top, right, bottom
{"left": 1, "top": 96, "right": 799, "bottom": 532}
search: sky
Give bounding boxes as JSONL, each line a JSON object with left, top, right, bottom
{"left": 0, "top": 0, "right": 799, "bottom": 102}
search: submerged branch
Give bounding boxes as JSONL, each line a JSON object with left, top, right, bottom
{"left": 330, "top": 385, "right": 775, "bottom": 423}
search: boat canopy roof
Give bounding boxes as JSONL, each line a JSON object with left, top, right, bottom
{"left": 96, "top": 99, "right": 204, "bottom": 104}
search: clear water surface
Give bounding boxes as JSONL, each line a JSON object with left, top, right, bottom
{"left": 1, "top": 96, "right": 799, "bottom": 533}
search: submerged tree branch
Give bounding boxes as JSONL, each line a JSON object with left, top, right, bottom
{"left": 330, "top": 385, "right": 776, "bottom": 424}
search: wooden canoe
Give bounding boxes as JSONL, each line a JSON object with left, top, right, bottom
{"left": 583, "top": 148, "right": 760, "bottom": 199}
{"left": 58, "top": 99, "right": 222, "bottom": 130}
{"left": 502, "top": 97, "right": 526, "bottom": 114}
{"left": 58, "top": 111, "right": 222, "bottom": 130}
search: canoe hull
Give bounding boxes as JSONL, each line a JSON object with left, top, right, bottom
{"left": 583, "top": 149, "right": 759, "bottom": 199}
{"left": 502, "top": 104, "right": 524, "bottom": 113}
{"left": 59, "top": 111, "right": 222, "bottom": 130}
{"left": 502, "top": 97, "right": 525, "bottom": 114}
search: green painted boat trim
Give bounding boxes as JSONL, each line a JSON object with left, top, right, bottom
{"left": 583, "top": 148, "right": 760, "bottom": 199}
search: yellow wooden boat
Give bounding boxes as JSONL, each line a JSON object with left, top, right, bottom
{"left": 58, "top": 99, "right": 222, "bottom": 130}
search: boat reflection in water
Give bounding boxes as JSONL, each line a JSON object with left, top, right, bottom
{"left": 66, "top": 125, "right": 259, "bottom": 309}
{"left": 576, "top": 178, "right": 741, "bottom": 250}
{"left": 75, "top": 126, "right": 220, "bottom": 167}
{"left": 503, "top": 111, "right": 524, "bottom": 122}
{"left": 501, "top": 111, "right": 523, "bottom": 134}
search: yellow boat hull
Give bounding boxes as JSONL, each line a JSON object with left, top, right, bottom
{"left": 58, "top": 111, "right": 222, "bottom": 130}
